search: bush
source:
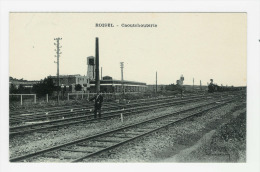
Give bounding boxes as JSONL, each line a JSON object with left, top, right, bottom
{"left": 10, "top": 84, "right": 18, "bottom": 94}
{"left": 75, "top": 84, "right": 82, "bottom": 91}
{"left": 32, "top": 78, "right": 55, "bottom": 97}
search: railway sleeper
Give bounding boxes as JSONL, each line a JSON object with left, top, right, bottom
{"left": 36, "top": 130, "right": 50, "bottom": 133}
{"left": 42, "top": 153, "right": 60, "bottom": 159}
{"left": 60, "top": 148, "right": 93, "bottom": 153}
{"left": 111, "top": 135, "right": 133, "bottom": 139}
{"left": 93, "top": 139, "right": 120, "bottom": 143}
{"left": 116, "top": 131, "right": 140, "bottom": 135}
{"left": 104, "top": 135, "right": 131, "bottom": 140}
{"left": 76, "top": 143, "right": 107, "bottom": 148}
{"left": 134, "top": 128, "right": 153, "bottom": 132}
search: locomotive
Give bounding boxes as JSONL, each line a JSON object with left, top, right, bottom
{"left": 208, "top": 83, "right": 232, "bottom": 93}
{"left": 208, "top": 79, "right": 241, "bottom": 93}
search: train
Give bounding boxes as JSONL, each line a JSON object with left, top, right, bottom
{"left": 208, "top": 83, "right": 245, "bottom": 93}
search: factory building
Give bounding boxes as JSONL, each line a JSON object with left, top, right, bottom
{"left": 146, "top": 85, "right": 167, "bottom": 92}
{"left": 176, "top": 75, "right": 184, "bottom": 86}
{"left": 9, "top": 77, "right": 40, "bottom": 88}
{"left": 48, "top": 74, "right": 90, "bottom": 92}
{"left": 87, "top": 56, "right": 96, "bottom": 80}
{"left": 89, "top": 76, "right": 147, "bottom": 93}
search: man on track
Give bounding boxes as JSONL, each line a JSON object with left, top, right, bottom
{"left": 89, "top": 92, "right": 103, "bottom": 119}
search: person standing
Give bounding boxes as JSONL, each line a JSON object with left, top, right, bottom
{"left": 89, "top": 92, "right": 103, "bottom": 119}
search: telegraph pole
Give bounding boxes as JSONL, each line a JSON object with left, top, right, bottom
{"left": 54, "top": 37, "right": 62, "bottom": 102}
{"left": 120, "top": 62, "right": 124, "bottom": 94}
{"left": 156, "top": 71, "right": 157, "bottom": 94}
{"left": 101, "top": 67, "right": 103, "bottom": 80}
{"left": 193, "top": 78, "right": 194, "bottom": 91}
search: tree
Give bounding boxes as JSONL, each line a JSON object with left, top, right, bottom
{"left": 32, "top": 77, "right": 55, "bottom": 96}
{"left": 75, "top": 84, "right": 82, "bottom": 91}
{"left": 165, "top": 83, "right": 183, "bottom": 92}
{"left": 18, "top": 84, "right": 25, "bottom": 93}
{"left": 9, "top": 84, "right": 18, "bottom": 94}
{"left": 63, "top": 86, "right": 67, "bottom": 92}
{"left": 165, "top": 84, "right": 177, "bottom": 91}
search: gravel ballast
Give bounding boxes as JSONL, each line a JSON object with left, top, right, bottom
{"left": 82, "top": 100, "right": 246, "bottom": 162}
{"left": 9, "top": 95, "right": 245, "bottom": 162}
{"left": 9, "top": 99, "right": 214, "bottom": 159}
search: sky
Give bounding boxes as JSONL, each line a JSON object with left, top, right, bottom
{"left": 9, "top": 13, "right": 247, "bottom": 86}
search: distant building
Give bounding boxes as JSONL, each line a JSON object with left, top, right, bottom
{"left": 102, "top": 76, "right": 112, "bottom": 80}
{"left": 87, "top": 56, "right": 96, "bottom": 80}
{"left": 147, "top": 85, "right": 167, "bottom": 92}
{"left": 48, "top": 74, "right": 90, "bottom": 92}
{"left": 89, "top": 76, "right": 147, "bottom": 93}
{"left": 176, "top": 74, "right": 184, "bottom": 86}
{"left": 9, "top": 77, "right": 40, "bottom": 88}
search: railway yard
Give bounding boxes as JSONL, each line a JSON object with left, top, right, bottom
{"left": 9, "top": 90, "right": 246, "bottom": 163}
{"left": 4, "top": 12, "right": 257, "bottom": 172}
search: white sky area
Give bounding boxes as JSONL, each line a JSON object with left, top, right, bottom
{"left": 10, "top": 13, "right": 246, "bottom": 86}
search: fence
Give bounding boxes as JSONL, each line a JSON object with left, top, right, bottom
{"left": 9, "top": 94, "right": 36, "bottom": 105}
{"left": 9, "top": 91, "right": 154, "bottom": 106}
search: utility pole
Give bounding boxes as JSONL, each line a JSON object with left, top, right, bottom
{"left": 101, "top": 67, "right": 103, "bottom": 80}
{"left": 200, "top": 80, "right": 202, "bottom": 90}
{"left": 120, "top": 62, "right": 124, "bottom": 94}
{"left": 54, "top": 37, "right": 62, "bottom": 102}
{"left": 193, "top": 78, "right": 194, "bottom": 91}
{"left": 95, "top": 37, "right": 100, "bottom": 93}
{"left": 156, "top": 71, "right": 157, "bottom": 94}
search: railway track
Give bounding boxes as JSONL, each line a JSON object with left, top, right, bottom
{"left": 9, "top": 95, "right": 208, "bottom": 136}
{"left": 9, "top": 92, "right": 243, "bottom": 136}
{"left": 10, "top": 101, "right": 118, "bottom": 118}
{"left": 9, "top": 91, "right": 244, "bottom": 117}
{"left": 9, "top": 91, "right": 227, "bottom": 117}
{"left": 9, "top": 91, "right": 242, "bottom": 127}
{"left": 10, "top": 94, "right": 209, "bottom": 124}
{"left": 10, "top": 92, "right": 236, "bottom": 125}
{"left": 10, "top": 97, "right": 235, "bottom": 162}
{"left": 10, "top": 91, "right": 243, "bottom": 125}
{"left": 9, "top": 94, "right": 180, "bottom": 116}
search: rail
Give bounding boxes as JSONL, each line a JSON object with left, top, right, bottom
{"left": 10, "top": 98, "right": 234, "bottom": 162}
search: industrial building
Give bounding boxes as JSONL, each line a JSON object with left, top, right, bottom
{"left": 89, "top": 76, "right": 147, "bottom": 93}
{"left": 48, "top": 74, "right": 90, "bottom": 92}
{"left": 85, "top": 38, "right": 147, "bottom": 93}
{"left": 87, "top": 56, "right": 96, "bottom": 80}
{"left": 9, "top": 77, "right": 40, "bottom": 88}
{"left": 146, "top": 85, "right": 167, "bottom": 92}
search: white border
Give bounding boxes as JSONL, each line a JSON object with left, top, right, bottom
{"left": 1, "top": 0, "right": 260, "bottom": 172}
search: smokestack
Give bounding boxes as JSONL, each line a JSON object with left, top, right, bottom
{"left": 95, "top": 37, "right": 100, "bottom": 93}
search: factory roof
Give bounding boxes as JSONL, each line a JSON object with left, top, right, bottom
{"left": 48, "top": 74, "right": 87, "bottom": 78}
{"left": 90, "top": 79, "right": 146, "bottom": 86}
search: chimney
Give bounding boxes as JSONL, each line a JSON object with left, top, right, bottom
{"left": 95, "top": 37, "right": 100, "bottom": 93}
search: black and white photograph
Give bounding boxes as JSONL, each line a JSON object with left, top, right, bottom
{"left": 8, "top": 12, "right": 247, "bottom": 163}
{"left": 1, "top": 0, "right": 260, "bottom": 172}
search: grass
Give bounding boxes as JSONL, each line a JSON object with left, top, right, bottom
{"left": 191, "top": 111, "right": 247, "bottom": 162}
